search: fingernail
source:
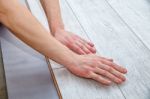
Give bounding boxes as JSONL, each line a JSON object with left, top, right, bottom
{"left": 92, "top": 49, "right": 96, "bottom": 53}
{"left": 109, "top": 59, "right": 113, "bottom": 61}
{"left": 107, "top": 81, "right": 112, "bottom": 84}
{"left": 89, "top": 42, "right": 94, "bottom": 47}
{"left": 123, "top": 68, "right": 127, "bottom": 73}
{"left": 117, "top": 79, "right": 122, "bottom": 84}
{"left": 92, "top": 47, "right": 96, "bottom": 50}
{"left": 122, "top": 77, "right": 126, "bottom": 81}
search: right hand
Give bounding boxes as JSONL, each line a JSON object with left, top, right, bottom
{"left": 54, "top": 29, "right": 96, "bottom": 54}
{"left": 65, "top": 54, "right": 127, "bottom": 85}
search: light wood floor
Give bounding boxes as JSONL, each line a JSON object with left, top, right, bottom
{"left": 27, "top": 0, "right": 150, "bottom": 99}
{"left": 1, "top": 0, "right": 150, "bottom": 99}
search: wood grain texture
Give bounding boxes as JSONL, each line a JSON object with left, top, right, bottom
{"left": 54, "top": 68, "right": 125, "bottom": 99}
{"left": 55, "top": 0, "right": 126, "bottom": 98}
{"left": 22, "top": 0, "right": 150, "bottom": 99}
{"left": 65, "top": 0, "right": 150, "bottom": 99}
{"left": 107, "top": 0, "right": 150, "bottom": 49}
{"left": 27, "top": 0, "right": 125, "bottom": 99}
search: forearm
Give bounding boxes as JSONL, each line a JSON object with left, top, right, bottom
{"left": 0, "top": 0, "right": 77, "bottom": 67}
{"left": 40, "top": 0, "right": 64, "bottom": 34}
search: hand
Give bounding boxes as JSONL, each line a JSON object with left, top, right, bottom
{"left": 65, "top": 54, "right": 127, "bottom": 85}
{"left": 54, "top": 29, "right": 96, "bottom": 55}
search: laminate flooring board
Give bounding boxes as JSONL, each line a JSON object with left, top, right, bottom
{"left": 106, "top": 0, "right": 150, "bottom": 49}
{"left": 10, "top": 0, "right": 150, "bottom": 99}
{"left": 65, "top": 0, "right": 150, "bottom": 99}
{"left": 26, "top": 0, "right": 126, "bottom": 99}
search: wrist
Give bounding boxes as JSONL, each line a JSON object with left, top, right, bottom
{"left": 63, "top": 52, "right": 80, "bottom": 68}
{"left": 46, "top": 38, "right": 79, "bottom": 68}
{"left": 58, "top": 51, "right": 80, "bottom": 69}
{"left": 50, "top": 23, "right": 65, "bottom": 34}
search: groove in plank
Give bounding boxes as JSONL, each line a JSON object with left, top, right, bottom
{"left": 107, "top": 0, "right": 150, "bottom": 49}
{"left": 54, "top": 68, "right": 124, "bottom": 99}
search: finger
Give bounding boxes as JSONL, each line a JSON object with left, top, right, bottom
{"left": 82, "top": 46, "right": 92, "bottom": 54}
{"left": 78, "top": 39, "right": 96, "bottom": 53}
{"left": 84, "top": 43, "right": 96, "bottom": 53}
{"left": 94, "top": 68, "right": 122, "bottom": 84}
{"left": 88, "top": 42, "right": 95, "bottom": 47}
{"left": 100, "top": 56, "right": 113, "bottom": 62}
{"left": 98, "top": 63, "right": 126, "bottom": 81}
{"left": 78, "top": 36, "right": 95, "bottom": 47}
{"left": 76, "top": 41, "right": 92, "bottom": 54}
{"left": 89, "top": 72, "right": 112, "bottom": 85}
{"left": 71, "top": 43, "right": 86, "bottom": 55}
{"left": 101, "top": 59, "right": 127, "bottom": 73}
{"left": 75, "top": 42, "right": 91, "bottom": 54}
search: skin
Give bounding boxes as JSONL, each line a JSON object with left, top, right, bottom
{"left": 40, "top": 0, "right": 96, "bottom": 55}
{"left": 0, "top": 0, "right": 127, "bottom": 85}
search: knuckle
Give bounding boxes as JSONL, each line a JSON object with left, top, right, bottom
{"left": 90, "top": 74, "right": 98, "bottom": 80}
{"left": 76, "top": 47, "right": 81, "bottom": 51}
{"left": 80, "top": 45, "right": 84, "bottom": 49}
{"left": 66, "top": 42, "right": 72, "bottom": 47}
{"left": 102, "top": 70, "right": 108, "bottom": 75}
{"left": 92, "top": 65, "right": 97, "bottom": 68}
{"left": 85, "top": 71, "right": 93, "bottom": 78}
{"left": 94, "top": 61, "right": 101, "bottom": 67}
{"left": 94, "top": 75, "right": 99, "bottom": 80}
{"left": 107, "top": 67, "right": 113, "bottom": 72}
{"left": 78, "top": 49, "right": 82, "bottom": 52}
{"left": 87, "top": 70, "right": 92, "bottom": 75}
{"left": 108, "top": 62, "right": 114, "bottom": 66}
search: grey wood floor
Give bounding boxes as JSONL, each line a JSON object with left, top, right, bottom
{"left": 26, "top": 0, "right": 150, "bottom": 99}
{"left": 1, "top": 0, "right": 150, "bottom": 99}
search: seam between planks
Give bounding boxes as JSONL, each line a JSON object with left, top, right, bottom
{"left": 105, "top": 0, "right": 150, "bottom": 55}
{"left": 25, "top": 1, "right": 63, "bottom": 99}
{"left": 64, "top": 0, "right": 127, "bottom": 99}
{"left": 104, "top": 0, "right": 150, "bottom": 99}
{"left": 25, "top": 0, "right": 66, "bottom": 70}
{"left": 64, "top": 0, "right": 94, "bottom": 44}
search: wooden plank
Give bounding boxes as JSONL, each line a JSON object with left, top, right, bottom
{"left": 105, "top": 0, "right": 150, "bottom": 99}
{"left": 55, "top": 1, "right": 125, "bottom": 98}
{"left": 26, "top": 0, "right": 126, "bottom": 99}
{"left": 54, "top": 68, "right": 125, "bottom": 99}
{"left": 65, "top": 0, "right": 150, "bottom": 99}
{"left": 106, "top": 0, "right": 150, "bottom": 49}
